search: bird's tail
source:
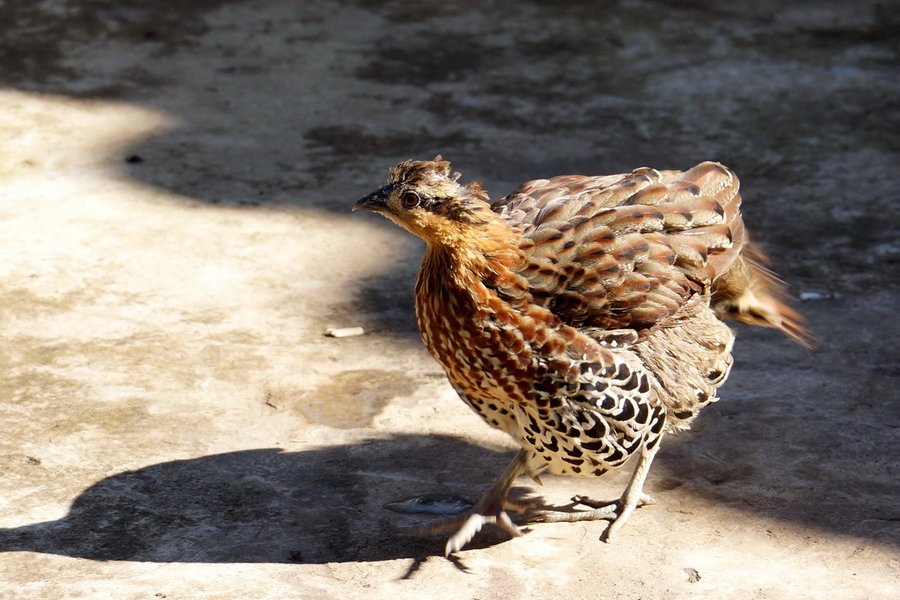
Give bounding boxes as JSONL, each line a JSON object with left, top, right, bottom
{"left": 711, "top": 242, "right": 814, "bottom": 347}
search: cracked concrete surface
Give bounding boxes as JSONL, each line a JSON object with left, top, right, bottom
{"left": 1, "top": 1, "right": 898, "bottom": 598}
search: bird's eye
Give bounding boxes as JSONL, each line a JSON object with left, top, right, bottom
{"left": 400, "top": 191, "right": 421, "bottom": 208}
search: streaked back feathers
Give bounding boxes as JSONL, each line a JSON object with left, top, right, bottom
{"left": 359, "top": 157, "right": 810, "bottom": 345}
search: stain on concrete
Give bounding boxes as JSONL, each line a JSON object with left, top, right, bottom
{"left": 0, "top": 288, "right": 91, "bottom": 318}
{"left": 289, "top": 369, "right": 416, "bottom": 428}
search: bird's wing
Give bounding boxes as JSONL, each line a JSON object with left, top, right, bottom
{"left": 492, "top": 162, "right": 743, "bottom": 331}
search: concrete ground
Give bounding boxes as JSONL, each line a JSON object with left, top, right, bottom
{"left": 1, "top": 1, "right": 898, "bottom": 598}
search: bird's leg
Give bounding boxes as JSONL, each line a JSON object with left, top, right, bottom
{"left": 532, "top": 439, "right": 661, "bottom": 542}
{"left": 424, "top": 449, "right": 530, "bottom": 556}
{"left": 602, "top": 438, "right": 660, "bottom": 541}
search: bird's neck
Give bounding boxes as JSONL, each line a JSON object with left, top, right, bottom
{"left": 413, "top": 223, "right": 533, "bottom": 376}
{"left": 418, "top": 215, "right": 528, "bottom": 307}
{"left": 413, "top": 212, "right": 606, "bottom": 370}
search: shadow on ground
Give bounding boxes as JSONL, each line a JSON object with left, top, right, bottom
{"left": 3, "top": 419, "right": 897, "bottom": 565}
{"left": 0, "top": 435, "right": 520, "bottom": 564}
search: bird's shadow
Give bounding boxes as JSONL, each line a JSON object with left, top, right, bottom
{"left": 3, "top": 412, "right": 898, "bottom": 567}
{"left": 0, "top": 435, "right": 530, "bottom": 565}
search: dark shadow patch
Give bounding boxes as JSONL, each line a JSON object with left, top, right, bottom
{"left": 3, "top": 394, "right": 898, "bottom": 566}
{"left": 303, "top": 125, "right": 476, "bottom": 185}
{"left": 0, "top": 0, "right": 234, "bottom": 86}
{"left": 355, "top": 31, "right": 499, "bottom": 86}
{"left": 0, "top": 436, "right": 521, "bottom": 564}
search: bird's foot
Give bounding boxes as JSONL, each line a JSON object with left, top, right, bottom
{"left": 422, "top": 498, "right": 530, "bottom": 556}
{"left": 446, "top": 510, "right": 523, "bottom": 556}
{"left": 573, "top": 492, "right": 655, "bottom": 509}
{"left": 530, "top": 493, "right": 655, "bottom": 542}
{"left": 422, "top": 449, "right": 534, "bottom": 555}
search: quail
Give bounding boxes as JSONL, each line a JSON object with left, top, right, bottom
{"left": 354, "top": 157, "right": 810, "bottom": 555}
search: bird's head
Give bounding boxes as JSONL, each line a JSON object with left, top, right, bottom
{"left": 353, "top": 156, "right": 497, "bottom": 247}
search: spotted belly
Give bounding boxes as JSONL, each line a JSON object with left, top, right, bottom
{"left": 513, "top": 355, "right": 666, "bottom": 478}
{"left": 450, "top": 383, "right": 522, "bottom": 437}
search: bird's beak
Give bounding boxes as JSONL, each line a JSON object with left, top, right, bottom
{"left": 353, "top": 186, "right": 390, "bottom": 213}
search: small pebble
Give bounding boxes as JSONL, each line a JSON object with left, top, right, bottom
{"left": 324, "top": 326, "right": 365, "bottom": 338}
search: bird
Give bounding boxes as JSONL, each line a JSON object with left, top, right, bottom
{"left": 353, "top": 156, "right": 810, "bottom": 555}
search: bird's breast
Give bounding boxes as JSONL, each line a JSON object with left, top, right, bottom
{"left": 414, "top": 273, "right": 536, "bottom": 411}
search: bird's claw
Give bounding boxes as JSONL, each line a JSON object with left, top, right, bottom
{"left": 443, "top": 511, "right": 523, "bottom": 556}
{"left": 529, "top": 492, "right": 656, "bottom": 541}
{"left": 423, "top": 500, "right": 528, "bottom": 555}
{"left": 573, "top": 492, "right": 655, "bottom": 508}
{"left": 503, "top": 497, "right": 539, "bottom": 514}
{"left": 529, "top": 503, "right": 618, "bottom": 523}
